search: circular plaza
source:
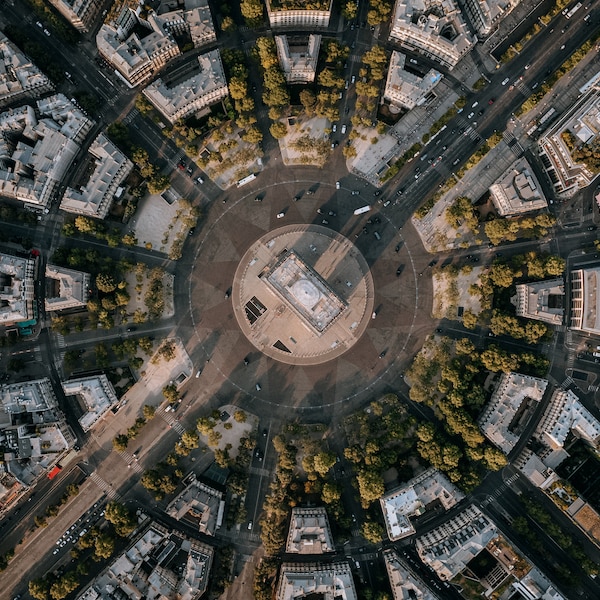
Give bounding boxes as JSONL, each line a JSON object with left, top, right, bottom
{"left": 232, "top": 225, "right": 374, "bottom": 365}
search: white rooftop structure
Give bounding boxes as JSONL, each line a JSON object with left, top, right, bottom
{"left": 165, "top": 479, "right": 223, "bottom": 536}
{"left": 277, "top": 561, "right": 357, "bottom": 600}
{"left": 383, "top": 549, "right": 442, "bottom": 600}
{"left": 571, "top": 266, "right": 600, "bottom": 334}
{"left": 0, "top": 378, "right": 75, "bottom": 484}
{"left": 461, "top": 0, "right": 520, "bottom": 37}
{"left": 286, "top": 507, "right": 334, "bottom": 554}
{"left": 415, "top": 505, "right": 498, "bottom": 581}
{"left": 0, "top": 32, "right": 54, "bottom": 108}
{"left": 0, "top": 95, "right": 93, "bottom": 210}
{"left": 479, "top": 372, "right": 548, "bottom": 455}
{"left": 77, "top": 521, "right": 214, "bottom": 600}
{"left": 389, "top": 0, "right": 475, "bottom": 69}
{"left": 62, "top": 375, "right": 119, "bottom": 432}
{"left": 96, "top": 0, "right": 215, "bottom": 88}
{"left": 142, "top": 50, "right": 228, "bottom": 125}
{"left": 489, "top": 157, "right": 548, "bottom": 216}
{"left": 266, "top": 0, "right": 333, "bottom": 28}
{"left": 509, "top": 567, "right": 567, "bottom": 600}
{"left": 535, "top": 388, "right": 600, "bottom": 450}
{"left": 45, "top": 264, "right": 91, "bottom": 312}
{"left": 263, "top": 249, "right": 347, "bottom": 334}
{"left": 538, "top": 90, "right": 600, "bottom": 197}
{"left": 515, "top": 278, "right": 564, "bottom": 325}
{"left": 61, "top": 133, "right": 133, "bottom": 219}
{"left": 0, "top": 251, "right": 35, "bottom": 325}
{"left": 275, "top": 35, "right": 321, "bottom": 84}
{"left": 514, "top": 448, "right": 559, "bottom": 489}
{"left": 384, "top": 51, "right": 442, "bottom": 110}
{"left": 380, "top": 468, "right": 464, "bottom": 540}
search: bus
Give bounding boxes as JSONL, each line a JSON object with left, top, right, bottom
{"left": 563, "top": 2, "right": 582, "bottom": 18}
{"left": 237, "top": 173, "right": 256, "bottom": 187}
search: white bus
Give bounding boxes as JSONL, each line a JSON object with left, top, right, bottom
{"left": 563, "top": 2, "right": 582, "bottom": 18}
{"left": 237, "top": 173, "right": 256, "bottom": 187}
{"left": 353, "top": 205, "right": 371, "bottom": 215}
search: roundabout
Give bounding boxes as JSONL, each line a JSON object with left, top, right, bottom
{"left": 187, "top": 175, "right": 428, "bottom": 414}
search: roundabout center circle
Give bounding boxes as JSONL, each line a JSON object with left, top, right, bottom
{"left": 231, "top": 224, "right": 375, "bottom": 366}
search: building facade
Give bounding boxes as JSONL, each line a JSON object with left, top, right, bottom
{"left": 142, "top": 50, "right": 228, "bottom": 124}
{"left": 47, "top": 0, "right": 105, "bottom": 33}
{"left": 389, "top": 0, "right": 475, "bottom": 69}
{"left": 275, "top": 35, "right": 321, "bottom": 84}
{"left": 266, "top": 0, "right": 333, "bottom": 28}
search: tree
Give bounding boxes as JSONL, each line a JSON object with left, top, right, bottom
{"left": 313, "top": 452, "right": 336, "bottom": 476}
{"left": 233, "top": 410, "right": 247, "bottom": 423}
{"left": 162, "top": 383, "right": 179, "bottom": 403}
{"left": 342, "top": 1, "right": 358, "bottom": 19}
{"left": 361, "top": 521, "right": 384, "bottom": 543}
{"left": 148, "top": 175, "right": 170, "bottom": 195}
{"left": 240, "top": 0, "right": 263, "bottom": 21}
{"left": 269, "top": 121, "right": 287, "bottom": 139}
{"left": 356, "top": 469, "right": 385, "bottom": 507}
{"left": 143, "top": 404, "right": 156, "bottom": 419}
{"left": 95, "top": 273, "right": 117, "bottom": 293}
{"left": 321, "top": 482, "right": 342, "bottom": 504}
{"left": 93, "top": 532, "right": 115, "bottom": 560}
{"left": 299, "top": 89, "right": 317, "bottom": 114}
{"left": 29, "top": 578, "right": 50, "bottom": 600}
{"left": 181, "top": 430, "right": 199, "bottom": 450}
{"left": 112, "top": 434, "right": 129, "bottom": 451}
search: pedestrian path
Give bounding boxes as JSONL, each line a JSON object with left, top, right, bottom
{"left": 89, "top": 471, "right": 119, "bottom": 499}
{"left": 120, "top": 450, "right": 143, "bottom": 473}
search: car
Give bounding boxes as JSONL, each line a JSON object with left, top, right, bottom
{"left": 395, "top": 244, "right": 402, "bottom": 252}
{"left": 276, "top": 212, "right": 285, "bottom": 218}
{"left": 195, "top": 369, "right": 202, "bottom": 378}
{"left": 247, "top": 521, "right": 253, "bottom": 530}
{"left": 396, "top": 189, "right": 403, "bottom": 196}
{"left": 188, "top": 227, "right": 195, "bottom": 236}
{"left": 524, "top": 63, "right": 531, "bottom": 70}
{"left": 478, "top": 109, "right": 484, "bottom": 116}
{"left": 36, "top": 21, "right": 43, "bottom": 27}
{"left": 126, "top": 327, "right": 136, "bottom": 332}
{"left": 321, "top": 219, "right": 329, "bottom": 225}
{"left": 488, "top": 98, "right": 495, "bottom": 104}
{"left": 186, "top": 166, "right": 193, "bottom": 174}
{"left": 501, "top": 77, "right": 510, "bottom": 85}
{"left": 383, "top": 200, "right": 391, "bottom": 207}
{"left": 43, "top": 29, "right": 51, "bottom": 36}
{"left": 336, "top": 181, "right": 341, "bottom": 189}
{"left": 328, "top": 210, "right": 336, "bottom": 216}
{"left": 244, "top": 357, "right": 250, "bottom": 366}
{"left": 195, "top": 176, "right": 204, "bottom": 184}
{"left": 471, "top": 101, "right": 478, "bottom": 108}
{"left": 588, "top": 225, "right": 597, "bottom": 231}
{"left": 262, "top": 428, "right": 268, "bottom": 436}
{"left": 255, "top": 383, "right": 261, "bottom": 391}
{"left": 373, "top": 231, "right": 381, "bottom": 240}
{"left": 177, "top": 162, "right": 185, "bottom": 171}
{"left": 560, "top": 44, "right": 566, "bottom": 50}
{"left": 379, "top": 350, "right": 387, "bottom": 358}
{"left": 396, "top": 266, "right": 403, "bottom": 276}
{"left": 467, "top": 112, "right": 475, "bottom": 119}
{"left": 53, "top": 548, "right": 59, "bottom": 555}
{"left": 351, "top": 75, "right": 356, "bottom": 83}
{"left": 351, "top": 190, "right": 360, "bottom": 195}
{"left": 345, "top": 80, "right": 349, "bottom": 89}
{"left": 374, "top": 190, "right": 381, "bottom": 196}
{"left": 332, "top": 124, "right": 337, "bottom": 132}
{"left": 409, "top": 58, "right": 418, "bottom": 64}
{"left": 254, "top": 195, "right": 262, "bottom": 202}
{"left": 341, "top": 124, "right": 347, "bottom": 134}
{"left": 331, "top": 141, "right": 338, "bottom": 148}
{"left": 293, "top": 195, "right": 301, "bottom": 201}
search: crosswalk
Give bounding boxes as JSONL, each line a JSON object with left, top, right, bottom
{"left": 482, "top": 472, "right": 521, "bottom": 505}
{"left": 560, "top": 376, "right": 574, "bottom": 390}
{"left": 156, "top": 407, "right": 186, "bottom": 434}
{"left": 56, "top": 333, "right": 65, "bottom": 349}
{"left": 588, "top": 384, "right": 599, "bottom": 393}
{"left": 89, "top": 471, "right": 119, "bottom": 499}
{"left": 122, "top": 108, "right": 139, "bottom": 125}
{"left": 502, "top": 131, "right": 524, "bottom": 156}
{"left": 120, "top": 450, "right": 143, "bottom": 473}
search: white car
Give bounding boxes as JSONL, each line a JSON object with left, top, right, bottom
{"left": 336, "top": 181, "right": 341, "bottom": 189}
{"left": 467, "top": 112, "right": 475, "bottom": 119}
{"left": 341, "top": 124, "right": 347, "bottom": 134}
{"left": 276, "top": 212, "right": 285, "bottom": 219}
{"left": 332, "top": 124, "right": 337, "bottom": 132}
{"left": 501, "top": 77, "right": 510, "bottom": 85}
{"left": 409, "top": 58, "right": 418, "bottom": 64}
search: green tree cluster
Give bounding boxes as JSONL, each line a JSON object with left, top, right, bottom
{"left": 446, "top": 196, "right": 479, "bottom": 232}
{"left": 485, "top": 213, "right": 555, "bottom": 245}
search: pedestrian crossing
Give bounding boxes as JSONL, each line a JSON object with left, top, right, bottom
{"left": 122, "top": 108, "right": 139, "bottom": 125}
{"left": 589, "top": 385, "right": 599, "bottom": 393}
{"left": 89, "top": 471, "right": 119, "bottom": 499}
{"left": 56, "top": 333, "right": 65, "bottom": 349}
{"left": 120, "top": 450, "right": 143, "bottom": 473}
{"left": 502, "top": 131, "right": 524, "bottom": 156}
{"left": 560, "top": 376, "right": 574, "bottom": 390}
{"left": 482, "top": 473, "right": 520, "bottom": 505}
